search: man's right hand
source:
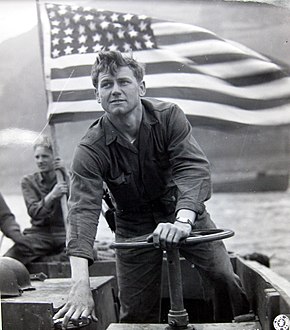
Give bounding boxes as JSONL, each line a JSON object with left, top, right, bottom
{"left": 53, "top": 257, "right": 98, "bottom": 329}
{"left": 53, "top": 278, "right": 98, "bottom": 329}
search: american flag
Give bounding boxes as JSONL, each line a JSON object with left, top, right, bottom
{"left": 38, "top": 1, "right": 290, "bottom": 126}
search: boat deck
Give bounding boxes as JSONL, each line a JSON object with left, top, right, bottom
{"left": 107, "top": 322, "right": 262, "bottom": 329}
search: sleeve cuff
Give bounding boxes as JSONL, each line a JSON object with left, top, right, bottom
{"left": 176, "top": 201, "right": 205, "bottom": 215}
{"left": 66, "top": 239, "right": 95, "bottom": 266}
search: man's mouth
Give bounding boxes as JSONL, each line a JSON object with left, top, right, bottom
{"left": 110, "top": 99, "right": 125, "bottom": 104}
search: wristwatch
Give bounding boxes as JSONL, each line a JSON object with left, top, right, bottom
{"left": 175, "top": 217, "right": 194, "bottom": 230}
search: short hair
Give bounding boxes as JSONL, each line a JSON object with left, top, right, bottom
{"left": 91, "top": 50, "right": 145, "bottom": 88}
{"left": 33, "top": 135, "right": 53, "bottom": 152}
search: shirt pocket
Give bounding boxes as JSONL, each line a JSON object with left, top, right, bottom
{"left": 106, "top": 171, "right": 139, "bottom": 206}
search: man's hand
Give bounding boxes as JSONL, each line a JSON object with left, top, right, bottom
{"left": 54, "top": 157, "right": 67, "bottom": 175}
{"left": 53, "top": 279, "right": 98, "bottom": 329}
{"left": 44, "top": 181, "right": 68, "bottom": 210}
{"left": 151, "top": 221, "right": 192, "bottom": 250}
{"left": 51, "top": 182, "right": 68, "bottom": 200}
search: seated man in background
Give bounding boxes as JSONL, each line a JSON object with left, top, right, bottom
{"left": 0, "top": 192, "right": 33, "bottom": 255}
{"left": 4, "top": 135, "right": 69, "bottom": 265}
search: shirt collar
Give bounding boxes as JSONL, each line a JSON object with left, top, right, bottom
{"left": 36, "top": 172, "right": 45, "bottom": 183}
{"left": 103, "top": 100, "right": 159, "bottom": 146}
{"left": 103, "top": 116, "right": 118, "bottom": 146}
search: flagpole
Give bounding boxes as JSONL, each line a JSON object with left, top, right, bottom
{"left": 35, "top": 0, "right": 68, "bottom": 229}
{"left": 50, "top": 123, "right": 68, "bottom": 231}
{"left": 35, "top": 0, "right": 45, "bottom": 72}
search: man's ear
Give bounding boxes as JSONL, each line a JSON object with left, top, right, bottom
{"left": 95, "top": 89, "right": 101, "bottom": 103}
{"left": 139, "top": 81, "right": 146, "bottom": 97}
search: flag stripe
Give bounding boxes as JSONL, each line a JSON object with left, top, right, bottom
{"left": 51, "top": 66, "right": 92, "bottom": 79}
{"left": 155, "top": 31, "right": 223, "bottom": 45}
{"left": 52, "top": 89, "right": 94, "bottom": 102}
{"left": 48, "top": 98, "right": 290, "bottom": 127}
{"left": 146, "top": 87, "right": 290, "bottom": 110}
{"left": 151, "top": 21, "right": 214, "bottom": 36}
{"left": 187, "top": 53, "right": 259, "bottom": 65}
{"left": 51, "top": 86, "right": 290, "bottom": 111}
{"left": 193, "top": 58, "right": 280, "bottom": 79}
{"left": 50, "top": 59, "right": 286, "bottom": 87}
{"left": 226, "top": 71, "right": 288, "bottom": 87}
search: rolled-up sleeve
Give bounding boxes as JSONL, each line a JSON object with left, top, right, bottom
{"left": 66, "top": 145, "right": 104, "bottom": 265}
{"left": 167, "top": 105, "right": 212, "bottom": 215}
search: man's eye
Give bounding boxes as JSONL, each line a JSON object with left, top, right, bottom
{"left": 120, "top": 81, "right": 130, "bottom": 85}
{"left": 101, "top": 82, "right": 112, "bottom": 88}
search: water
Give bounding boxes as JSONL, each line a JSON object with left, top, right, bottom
{"left": 1, "top": 190, "right": 290, "bottom": 281}
{"left": 226, "top": 0, "right": 290, "bottom": 9}
{"left": 206, "top": 189, "right": 290, "bottom": 281}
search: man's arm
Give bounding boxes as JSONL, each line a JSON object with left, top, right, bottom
{"left": 152, "top": 104, "right": 211, "bottom": 248}
{"left": 66, "top": 149, "right": 104, "bottom": 263}
{"left": 53, "top": 256, "right": 98, "bottom": 327}
{"left": 21, "top": 176, "right": 63, "bottom": 221}
{"left": 0, "top": 193, "right": 22, "bottom": 236}
{"left": 176, "top": 209, "right": 196, "bottom": 224}
{"left": 0, "top": 193, "right": 33, "bottom": 253}
{"left": 55, "top": 144, "right": 105, "bottom": 327}
{"left": 167, "top": 105, "right": 212, "bottom": 215}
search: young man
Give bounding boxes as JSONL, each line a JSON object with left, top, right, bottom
{"left": 55, "top": 51, "right": 249, "bottom": 327}
{"left": 4, "top": 135, "right": 69, "bottom": 264}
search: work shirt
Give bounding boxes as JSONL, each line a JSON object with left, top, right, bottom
{"left": 21, "top": 172, "right": 66, "bottom": 232}
{"left": 67, "top": 97, "right": 212, "bottom": 264}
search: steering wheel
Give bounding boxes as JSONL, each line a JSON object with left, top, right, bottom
{"left": 110, "top": 228, "right": 234, "bottom": 249}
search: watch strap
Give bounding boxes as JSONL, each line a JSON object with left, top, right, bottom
{"left": 175, "top": 217, "right": 194, "bottom": 229}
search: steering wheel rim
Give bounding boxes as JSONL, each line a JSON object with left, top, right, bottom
{"left": 110, "top": 228, "right": 234, "bottom": 249}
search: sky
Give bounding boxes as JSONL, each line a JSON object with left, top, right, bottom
{"left": 0, "top": 0, "right": 37, "bottom": 44}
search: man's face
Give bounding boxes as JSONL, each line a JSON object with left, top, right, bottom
{"left": 34, "top": 146, "right": 54, "bottom": 173}
{"left": 96, "top": 66, "right": 145, "bottom": 118}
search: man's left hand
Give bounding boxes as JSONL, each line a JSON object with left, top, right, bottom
{"left": 151, "top": 221, "right": 192, "bottom": 249}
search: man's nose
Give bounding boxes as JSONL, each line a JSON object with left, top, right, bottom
{"left": 112, "top": 82, "right": 121, "bottom": 94}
